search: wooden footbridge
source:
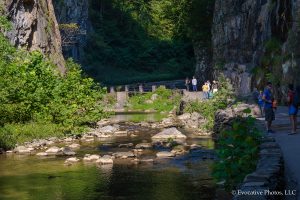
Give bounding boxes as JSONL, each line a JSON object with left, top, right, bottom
{"left": 108, "top": 79, "right": 205, "bottom": 109}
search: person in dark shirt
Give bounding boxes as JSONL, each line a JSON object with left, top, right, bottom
{"left": 262, "top": 82, "right": 275, "bottom": 133}
{"left": 287, "top": 84, "right": 299, "bottom": 135}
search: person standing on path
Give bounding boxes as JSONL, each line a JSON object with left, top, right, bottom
{"left": 212, "top": 80, "right": 218, "bottom": 93}
{"left": 202, "top": 82, "right": 209, "bottom": 99}
{"left": 262, "top": 82, "right": 275, "bottom": 133}
{"left": 185, "top": 77, "right": 190, "bottom": 91}
{"left": 287, "top": 84, "right": 300, "bottom": 135}
{"left": 192, "top": 76, "right": 197, "bottom": 92}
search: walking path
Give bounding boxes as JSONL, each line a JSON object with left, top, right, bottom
{"left": 259, "top": 106, "right": 300, "bottom": 199}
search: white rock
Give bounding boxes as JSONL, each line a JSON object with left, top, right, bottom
{"left": 98, "top": 125, "right": 118, "bottom": 133}
{"left": 83, "top": 154, "right": 100, "bottom": 162}
{"left": 96, "top": 156, "right": 113, "bottom": 165}
{"left": 114, "top": 130, "right": 128, "bottom": 136}
{"left": 177, "top": 113, "right": 191, "bottom": 120}
{"left": 135, "top": 143, "right": 152, "bottom": 149}
{"left": 152, "top": 128, "right": 187, "bottom": 140}
{"left": 36, "top": 152, "right": 48, "bottom": 156}
{"left": 45, "top": 146, "right": 61, "bottom": 154}
{"left": 14, "top": 146, "right": 32, "bottom": 154}
{"left": 112, "top": 151, "right": 135, "bottom": 159}
{"left": 68, "top": 143, "right": 80, "bottom": 149}
{"left": 156, "top": 151, "right": 175, "bottom": 158}
{"left": 65, "top": 157, "right": 80, "bottom": 163}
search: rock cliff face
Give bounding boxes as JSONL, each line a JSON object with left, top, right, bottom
{"left": 212, "top": 0, "right": 300, "bottom": 96}
{"left": 53, "top": 0, "right": 89, "bottom": 61}
{"left": 4, "top": 0, "right": 65, "bottom": 73}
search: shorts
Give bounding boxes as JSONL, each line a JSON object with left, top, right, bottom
{"left": 289, "top": 105, "right": 299, "bottom": 116}
{"left": 264, "top": 107, "right": 275, "bottom": 122}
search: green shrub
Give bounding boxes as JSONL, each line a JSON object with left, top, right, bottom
{"left": 0, "top": 27, "right": 108, "bottom": 148}
{"left": 127, "top": 86, "right": 181, "bottom": 112}
{"left": 213, "top": 113, "right": 262, "bottom": 191}
{"left": 184, "top": 76, "right": 234, "bottom": 130}
{"left": 0, "top": 122, "right": 69, "bottom": 150}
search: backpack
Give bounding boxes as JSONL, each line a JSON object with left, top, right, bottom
{"left": 292, "top": 92, "right": 300, "bottom": 107}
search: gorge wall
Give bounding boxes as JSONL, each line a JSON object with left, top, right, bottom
{"left": 53, "top": 0, "right": 89, "bottom": 62}
{"left": 212, "top": 0, "right": 300, "bottom": 97}
{"left": 3, "top": 0, "right": 65, "bottom": 73}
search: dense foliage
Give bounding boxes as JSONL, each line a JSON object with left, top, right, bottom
{"left": 0, "top": 18, "right": 108, "bottom": 149}
{"left": 213, "top": 112, "right": 262, "bottom": 191}
{"left": 82, "top": 0, "right": 214, "bottom": 85}
{"left": 126, "top": 86, "right": 181, "bottom": 112}
{"left": 184, "top": 76, "right": 234, "bottom": 130}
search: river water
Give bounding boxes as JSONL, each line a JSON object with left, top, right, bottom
{"left": 0, "top": 114, "right": 221, "bottom": 200}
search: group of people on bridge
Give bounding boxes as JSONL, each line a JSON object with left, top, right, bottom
{"left": 185, "top": 77, "right": 219, "bottom": 99}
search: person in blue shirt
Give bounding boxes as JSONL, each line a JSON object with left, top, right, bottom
{"left": 262, "top": 82, "right": 275, "bottom": 133}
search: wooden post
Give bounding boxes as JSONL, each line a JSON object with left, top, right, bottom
{"left": 139, "top": 84, "right": 143, "bottom": 93}
{"left": 125, "top": 85, "right": 129, "bottom": 92}
{"left": 152, "top": 85, "right": 156, "bottom": 92}
{"left": 110, "top": 86, "right": 115, "bottom": 93}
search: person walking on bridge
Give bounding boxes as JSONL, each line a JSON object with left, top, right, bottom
{"left": 192, "top": 76, "right": 197, "bottom": 92}
{"left": 262, "top": 82, "right": 275, "bottom": 134}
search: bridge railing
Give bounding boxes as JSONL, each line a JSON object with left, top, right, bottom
{"left": 109, "top": 79, "right": 186, "bottom": 93}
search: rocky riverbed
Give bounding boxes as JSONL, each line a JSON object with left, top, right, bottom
{"left": 0, "top": 113, "right": 222, "bottom": 200}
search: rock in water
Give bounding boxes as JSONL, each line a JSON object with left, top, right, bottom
{"left": 62, "top": 147, "right": 76, "bottom": 156}
{"left": 156, "top": 151, "right": 175, "bottom": 158}
{"left": 135, "top": 143, "right": 152, "bottom": 149}
{"left": 98, "top": 125, "right": 118, "bottom": 133}
{"left": 65, "top": 157, "right": 80, "bottom": 165}
{"left": 112, "top": 152, "right": 135, "bottom": 159}
{"left": 152, "top": 128, "right": 187, "bottom": 141}
{"left": 96, "top": 155, "right": 114, "bottom": 165}
{"left": 45, "top": 146, "right": 61, "bottom": 155}
{"left": 83, "top": 154, "right": 100, "bottom": 162}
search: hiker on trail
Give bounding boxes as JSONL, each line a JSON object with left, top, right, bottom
{"left": 262, "top": 82, "right": 275, "bottom": 134}
{"left": 212, "top": 80, "right": 218, "bottom": 93}
{"left": 185, "top": 77, "right": 190, "bottom": 91}
{"left": 202, "top": 82, "right": 209, "bottom": 99}
{"left": 287, "top": 84, "right": 300, "bottom": 135}
{"left": 207, "top": 80, "right": 211, "bottom": 91}
{"left": 192, "top": 76, "right": 197, "bottom": 92}
{"left": 258, "top": 90, "right": 264, "bottom": 117}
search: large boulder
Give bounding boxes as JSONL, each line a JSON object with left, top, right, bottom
{"left": 98, "top": 125, "right": 118, "bottom": 133}
{"left": 178, "top": 112, "right": 206, "bottom": 129}
{"left": 213, "top": 103, "right": 261, "bottom": 137}
{"left": 152, "top": 128, "right": 187, "bottom": 141}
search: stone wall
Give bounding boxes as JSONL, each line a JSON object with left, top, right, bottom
{"left": 213, "top": 103, "right": 284, "bottom": 199}
{"left": 4, "top": 0, "right": 65, "bottom": 73}
{"left": 233, "top": 136, "right": 284, "bottom": 200}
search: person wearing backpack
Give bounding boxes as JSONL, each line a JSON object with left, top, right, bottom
{"left": 288, "top": 84, "right": 300, "bottom": 135}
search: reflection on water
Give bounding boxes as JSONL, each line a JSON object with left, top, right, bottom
{"left": 0, "top": 156, "right": 215, "bottom": 200}
{"left": 0, "top": 123, "right": 219, "bottom": 200}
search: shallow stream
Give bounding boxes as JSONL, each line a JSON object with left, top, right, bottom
{"left": 0, "top": 114, "right": 221, "bottom": 200}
